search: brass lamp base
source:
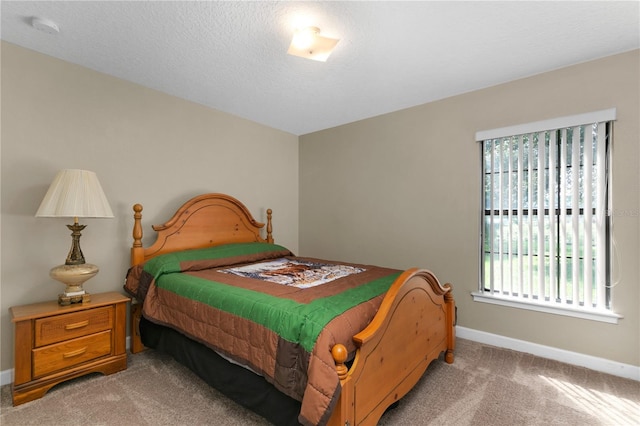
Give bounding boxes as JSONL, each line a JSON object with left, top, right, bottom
{"left": 58, "top": 292, "right": 91, "bottom": 306}
{"left": 50, "top": 263, "right": 98, "bottom": 305}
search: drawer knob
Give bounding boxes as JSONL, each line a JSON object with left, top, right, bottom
{"left": 63, "top": 347, "right": 87, "bottom": 359}
{"left": 65, "top": 320, "right": 89, "bottom": 330}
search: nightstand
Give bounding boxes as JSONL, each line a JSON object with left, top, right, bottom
{"left": 10, "top": 291, "right": 129, "bottom": 406}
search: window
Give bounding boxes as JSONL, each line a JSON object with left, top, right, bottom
{"left": 473, "top": 109, "right": 621, "bottom": 323}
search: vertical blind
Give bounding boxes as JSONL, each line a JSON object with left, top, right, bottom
{"left": 477, "top": 109, "right": 615, "bottom": 311}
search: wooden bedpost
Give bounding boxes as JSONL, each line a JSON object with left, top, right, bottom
{"left": 329, "top": 344, "right": 354, "bottom": 426}
{"left": 266, "top": 209, "right": 273, "bottom": 243}
{"left": 131, "top": 204, "right": 144, "bottom": 266}
{"left": 130, "top": 301, "right": 146, "bottom": 354}
{"left": 130, "top": 203, "right": 147, "bottom": 354}
{"left": 444, "top": 283, "right": 456, "bottom": 364}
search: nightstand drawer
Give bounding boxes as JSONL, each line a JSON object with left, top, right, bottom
{"left": 35, "top": 306, "right": 113, "bottom": 347}
{"left": 33, "top": 330, "right": 112, "bottom": 378}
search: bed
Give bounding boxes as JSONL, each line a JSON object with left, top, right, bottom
{"left": 124, "top": 193, "right": 455, "bottom": 426}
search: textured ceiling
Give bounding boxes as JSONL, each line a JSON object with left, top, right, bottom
{"left": 2, "top": 1, "right": 639, "bottom": 135}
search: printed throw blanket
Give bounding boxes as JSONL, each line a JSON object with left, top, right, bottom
{"left": 219, "top": 258, "right": 366, "bottom": 288}
{"left": 124, "top": 242, "right": 400, "bottom": 426}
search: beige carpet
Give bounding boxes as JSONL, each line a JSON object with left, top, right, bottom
{"left": 1, "top": 339, "right": 638, "bottom": 425}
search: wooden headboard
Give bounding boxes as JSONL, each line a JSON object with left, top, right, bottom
{"left": 131, "top": 193, "right": 273, "bottom": 266}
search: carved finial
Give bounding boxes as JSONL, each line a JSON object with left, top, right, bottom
{"left": 132, "top": 204, "right": 143, "bottom": 248}
{"left": 444, "top": 283, "right": 453, "bottom": 302}
{"left": 332, "top": 344, "right": 349, "bottom": 380}
{"left": 266, "top": 208, "right": 273, "bottom": 243}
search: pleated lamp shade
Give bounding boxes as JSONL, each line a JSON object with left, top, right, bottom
{"left": 36, "top": 169, "right": 113, "bottom": 218}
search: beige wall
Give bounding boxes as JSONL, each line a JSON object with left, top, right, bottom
{"left": 1, "top": 41, "right": 638, "bottom": 375}
{"left": 300, "top": 50, "right": 640, "bottom": 367}
{"left": 0, "top": 42, "right": 299, "bottom": 372}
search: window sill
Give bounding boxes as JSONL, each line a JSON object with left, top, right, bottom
{"left": 471, "top": 291, "right": 623, "bottom": 324}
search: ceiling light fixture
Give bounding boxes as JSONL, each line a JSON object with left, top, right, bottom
{"left": 287, "top": 26, "right": 339, "bottom": 62}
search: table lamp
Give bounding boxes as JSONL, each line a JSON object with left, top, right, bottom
{"left": 35, "top": 169, "right": 113, "bottom": 305}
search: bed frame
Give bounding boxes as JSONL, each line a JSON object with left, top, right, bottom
{"left": 129, "top": 193, "right": 455, "bottom": 426}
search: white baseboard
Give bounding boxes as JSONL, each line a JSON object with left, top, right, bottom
{"left": 457, "top": 326, "right": 640, "bottom": 381}
{"left": 0, "top": 368, "right": 12, "bottom": 387}
{"left": 2, "top": 332, "right": 637, "bottom": 386}
{"left": 1, "top": 336, "right": 132, "bottom": 387}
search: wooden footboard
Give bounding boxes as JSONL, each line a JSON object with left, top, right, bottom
{"left": 328, "top": 268, "right": 455, "bottom": 426}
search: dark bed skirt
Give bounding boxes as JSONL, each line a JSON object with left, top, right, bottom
{"left": 139, "top": 316, "right": 302, "bottom": 425}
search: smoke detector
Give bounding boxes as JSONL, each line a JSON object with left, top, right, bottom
{"left": 31, "top": 17, "right": 60, "bottom": 35}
